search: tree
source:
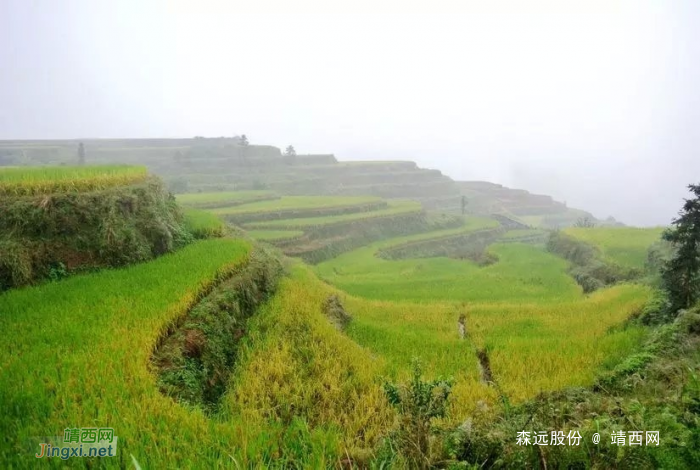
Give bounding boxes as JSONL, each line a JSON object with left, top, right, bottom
{"left": 240, "top": 134, "right": 249, "bottom": 146}
{"left": 573, "top": 216, "right": 595, "bottom": 228}
{"left": 77, "top": 142, "right": 86, "bottom": 165}
{"left": 460, "top": 195, "right": 468, "bottom": 215}
{"left": 662, "top": 183, "right": 700, "bottom": 312}
{"left": 284, "top": 145, "right": 297, "bottom": 165}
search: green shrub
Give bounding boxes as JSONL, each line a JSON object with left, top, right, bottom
{"left": 383, "top": 360, "right": 454, "bottom": 469}
{"left": 0, "top": 177, "right": 190, "bottom": 289}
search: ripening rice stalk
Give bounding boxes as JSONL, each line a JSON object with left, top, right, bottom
{"left": 0, "top": 165, "right": 148, "bottom": 196}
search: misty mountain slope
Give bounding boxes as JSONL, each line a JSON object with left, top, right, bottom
{"left": 0, "top": 138, "right": 600, "bottom": 228}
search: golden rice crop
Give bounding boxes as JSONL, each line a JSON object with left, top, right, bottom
{"left": 0, "top": 165, "right": 148, "bottom": 196}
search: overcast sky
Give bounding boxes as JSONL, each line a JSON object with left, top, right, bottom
{"left": 1, "top": 0, "right": 698, "bottom": 226}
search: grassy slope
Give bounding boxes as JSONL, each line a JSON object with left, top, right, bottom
{"left": 211, "top": 195, "right": 382, "bottom": 215}
{"left": 564, "top": 226, "right": 665, "bottom": 269}
{"left": 245, "top": 200, "right": 421, "bottom": 229}
{"left": 0, "top": 239, "right": 389, "bottom": 468}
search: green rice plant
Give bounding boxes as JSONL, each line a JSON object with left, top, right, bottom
{"left": 211, "top": 195, "right": 383, "bottom": 215}
{"left": 246, "top": 230, "right": 304, "bottom": 241}
{"left": 312, "top": 226, "right": 651, "bottom": 422}
{"left": 500, "top": 228, "right": 546, "bottom": 239}
{"left": 0, "top": 165, "right": 148, "bottom": 196}
{"left": 220, "top": 264, "right": 394, "bottom": 457}
{"left": 564, "top": 227, "right": 665, "bottom": 270}
{"left": 245, "top": 200, "right": 422, "bottom": 229}
{"left": 0, "top": 240, "right": 391, "bottom": 467}
{"left": 182, "top": 208, "right": 226, "bottom": 239}
{"left": 175, "top": 190, "right": 277, "bottom": 208}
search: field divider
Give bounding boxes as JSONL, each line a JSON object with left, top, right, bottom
{"left": 150, "top": 246, "right": 284, "bottom": 410}
{"left": 376, "top": 227, "right": 505, "bottom": 260}
{"left": 221, "top": 200, "right": 389, "bottom": 224}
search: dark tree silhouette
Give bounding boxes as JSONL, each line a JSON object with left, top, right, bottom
{"left": 284, "top": 145, "right": 296, "bottom": 156}
{"left": 662, "top": 183, "right": 700, "bottom": 312}
{"left": 574, "top": 216, "right": 596, "bottom": 228}
{"left": 240, "top": 134, "right": 249, "bottom": 146}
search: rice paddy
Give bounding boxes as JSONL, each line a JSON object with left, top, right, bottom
{"left": 210, "top": 195, "right": 383, "bottom": 216}
{"left": 247, "top": 230, "right": 304, "bottom": 241}
{"left": 313, "top": 222, "right": 654, "bottom": 415}
{"left": 176, "top": 190, "right": 276, "bottom": 208}
{"left": 0, "top": 165, "right": 148, "bottom": 196}
{"left": 564, "top": 226, "right": 665, "bottom": 269}
{"left": 244, "top": 200, "right": 422, "bottom": 229}
{"left": 0, "top": 178, "right": 665, "bottom": 467}
{"left": 182, "top": 207, "right": 226, "bottom": 239}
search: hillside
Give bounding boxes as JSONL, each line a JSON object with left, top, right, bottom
{"left": 2, "top": 160, "right": 695, "bottom": 469}
{"left": 1, "top": 138, "right": 597, "bottom": 228}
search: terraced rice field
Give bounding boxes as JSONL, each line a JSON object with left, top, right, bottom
{"left": 0, "top": 165, "right": 148, "bottom": 195}
{"left": 0, "top": 181, "right": 665, "bottom": 467}
{"left": 246, "top": 230, "right": 304, "bottom": 241}
{"left": 0, "top": 240, "right": 390, "bottom": 467}
{"left": 176, "top": 190, "right": 276, "bottom": 208}
{"left": 211, "top": 195, "right": 382, "bottom": 215}
{"left": 314, "top": 221, "right": 653, "bottom": 414}
{"left": 564, "top": 226, "right": 665, "bottom": 269}
{"left": 244, "top": 200, "right": 421, "bottom": 229}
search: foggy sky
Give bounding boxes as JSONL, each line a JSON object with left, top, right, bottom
{"left": 2, "top": 0, "right": 699, "bottom": 226}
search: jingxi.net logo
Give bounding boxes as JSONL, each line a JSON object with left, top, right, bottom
{"left": 35, "top": 427, "right": 118, "bottom": 460}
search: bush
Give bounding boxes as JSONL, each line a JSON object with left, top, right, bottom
{"left": 383, "top": 360, "right": 454, "bottom": 469}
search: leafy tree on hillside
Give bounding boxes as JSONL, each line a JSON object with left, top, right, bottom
{"left": 240, "top": 134, "right": 249, "bottom": 146}
{"left": 284, "top": 145, "right": 297, "bottom": 165}
{"left": 574, "top": 216, "right": 595, "bottom": 228}
{"left": 77, "top": 142, "right": 86, "bottom": 165}
{"left": 662, "top": 183, "right": 700, "bottom": 313}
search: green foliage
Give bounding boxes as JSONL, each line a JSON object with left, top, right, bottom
{"left": 548, "top": 230, "right": 642, "bottom": 293}
{"left": 661, "top": 183, "right": 700, "bottom": 313}
{"left": 446, "top": 306, "right": 700, "bottom": 469}
{"left": 0, "top": 177, "right": 190, "bottom": 289}
{"left": 573, "top": 215, "right": 596, "bottom": 227}
{"left": 383, "top": 360, "right": 454, "bottom": 469}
